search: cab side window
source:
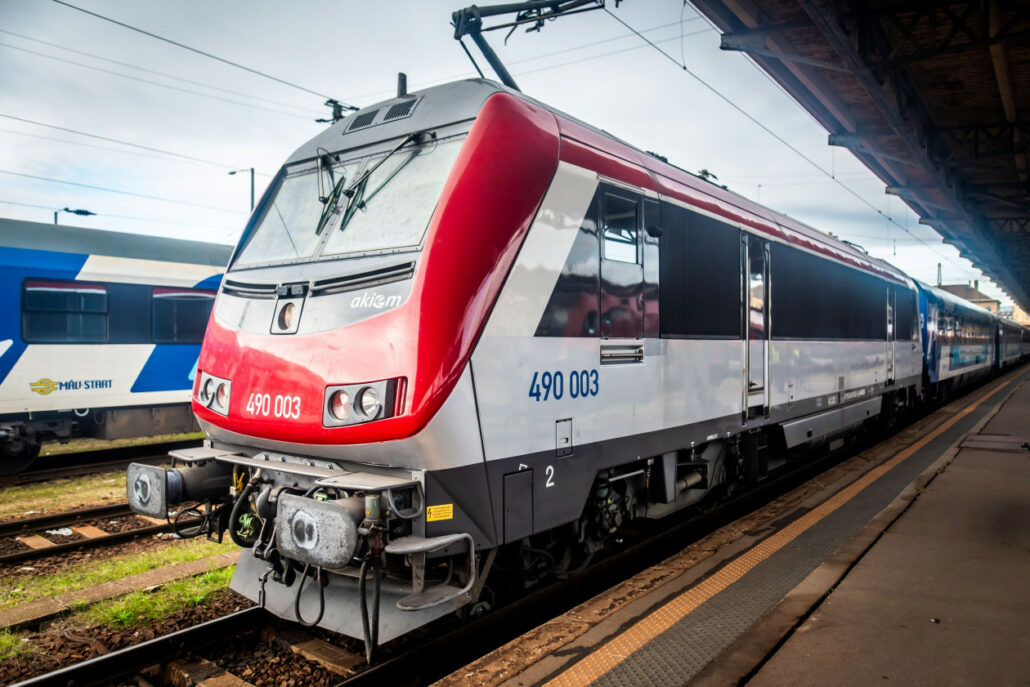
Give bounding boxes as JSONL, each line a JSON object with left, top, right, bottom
{"left": 602, "top": 194, "right": 639, "bottom": 264}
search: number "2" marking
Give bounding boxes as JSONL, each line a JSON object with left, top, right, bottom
{"left": 545, "top": 465, "right": 555, "bottom": 488}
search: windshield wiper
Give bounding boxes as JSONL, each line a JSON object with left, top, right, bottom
{"left": 334, "top": 130, "right": 435, "bottom": 235}
{"left": 314, "top": 171, "right": 348, "bottom": 236}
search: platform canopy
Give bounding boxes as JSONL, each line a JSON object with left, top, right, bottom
{"left": 690, "top": 0, "right": 1030, "bottom": 309}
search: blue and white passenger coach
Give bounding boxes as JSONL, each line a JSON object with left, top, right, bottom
{"left": 0, "top": 219, "right": 231, "bottom": 473}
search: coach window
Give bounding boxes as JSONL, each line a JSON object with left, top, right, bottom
{"left": 602, "top": 194, "right": 639, "bottom": 263}
{"left": 152, "top": 288, "right": 216, "bottom": 344}
{"left": 22, "top": 280, "right": 107, "bottom": 343}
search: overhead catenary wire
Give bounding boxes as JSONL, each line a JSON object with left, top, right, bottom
{"left": 0, "top": 198, "right": 242, "bottom": 233}
{"left": 0, "top": 169, "right": 246, "bottom": 214}
{"left": 342, "top": 17, "right": 705, "bottom": 103}
{"left": 0, "top": 42, "right": 318, "bottom": 121}
{"left": 0, "top": 113, "right": 265, "bottom": 172}
{"left": 0, "top": 28, "right": 325, "bottom": 117}
{"left": 0, "top": 126, "right": 270, "bottom": 178}
{"left": 603, "top": 8, "right": 973, "bottom": 276}
{"left": 51, "top": 0, "right": 356, "bottom": 109}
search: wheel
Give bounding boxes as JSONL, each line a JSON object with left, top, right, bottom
{"left": 0, "top": 440, "right": 41, "bottom": 476}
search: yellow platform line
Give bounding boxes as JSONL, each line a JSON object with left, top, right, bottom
{"left": 545, "top": 373, "right": 1022, "bottom": 687}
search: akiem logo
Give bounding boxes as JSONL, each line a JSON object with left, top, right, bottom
{"left": 350, "top": 292, "right": 403, "bottom": 310}
{"left": 30, "top": 378, "right": 113, "bottom": 395}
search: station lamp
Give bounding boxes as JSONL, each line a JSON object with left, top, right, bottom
{"left": 228, "top": 168, "right": 255, "bottom": 211}
{"left": 54, "top": 207, "right": 96, "bottom": 224}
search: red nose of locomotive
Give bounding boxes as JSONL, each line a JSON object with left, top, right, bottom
{"left": 193, "top": 288, "right": 417, "bottom": 445}
{"left": 191, "top": 88, "right": 561, "bottom": 449}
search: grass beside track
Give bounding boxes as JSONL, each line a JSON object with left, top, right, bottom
{"left": 74, "top": 565, "right": 235, "bottom": 627}
{"left": 0, "top": 539, "right": 236, "bottom": 609}
{"left": 0, "top": 470, "right": 126, "bottom": 520}
{"left": 0, "top": 629, "right": 33, "bottom": 661}
{"left": 39, "top": 431, "right": 203, "bottom": 457}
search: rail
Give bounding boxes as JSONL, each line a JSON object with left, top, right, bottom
{"left": 9, "top": 607, "right": 269, "bottom": 687}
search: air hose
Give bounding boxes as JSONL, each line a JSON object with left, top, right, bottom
{"left": 294, "top": 563, "right": 326, "bottom": 627}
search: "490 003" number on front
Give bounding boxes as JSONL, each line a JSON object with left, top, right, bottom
{"left": 245, "top": 392, "right": 301, "bottom": 419}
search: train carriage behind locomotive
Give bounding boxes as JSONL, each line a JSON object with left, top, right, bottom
{"left": 128, "top": 79, "right": 1004, "bottom": 649}
{"left": 0, "top": 220, "right": 230, "bottom": 473}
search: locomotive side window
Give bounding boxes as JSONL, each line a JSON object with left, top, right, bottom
{"left": 658, "top": 203, "right": 742, "bottom": 339}
{"left": 602, "top": 194, "right": 639, "bottom": 263}
{"left": 599, "top": 191, "right": 644, "bottom": 338}
{"left": 152, "top": 288, "right": 216, "bottom": 344}
{"left": 895, "top": 288, "right": 919, "bottom": 341}
{"left": 22, "top": 280, "right": 108, "bottom": 343}
{"left": 770, "top": 244, "right": 886, "bottom": 340}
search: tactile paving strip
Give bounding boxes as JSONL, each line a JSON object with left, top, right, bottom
{"left": 583, "top": 380, "right": 1021, "bottom": 687}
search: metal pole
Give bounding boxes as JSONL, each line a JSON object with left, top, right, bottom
{"left": 249, "top": 168, "right": 255, "bottom": 211}
{"left": 469, "top": 29, "right": 520, "bottom": 91}
{"left": 54, "top": 211, "right": 58, "bottom": 225}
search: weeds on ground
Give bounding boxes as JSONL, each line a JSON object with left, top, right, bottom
{"left": 0, "top": 629, "right": 33, "bottom": 661}
{"left": 39, "top": 431, "right": 204, "bottom": 456}
{"left": 0, "top": 538, "right": 236, "bottom": 608}
{"left": 0, "top": 471, "right": 128, "bottom": 520}
{"left": 78, "top": 565, "right": 235, "bottom": 628}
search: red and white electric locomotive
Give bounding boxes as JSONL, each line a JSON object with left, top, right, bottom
{"left": 128, "top": 79, "right": 924, "bottom": 654}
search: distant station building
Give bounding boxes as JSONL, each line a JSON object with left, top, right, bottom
{"left": 938, "top": 283, "right": 1001, "bottom": 315}
{"left": 1001, "top": 304, "right": 1030, "bottom": 326}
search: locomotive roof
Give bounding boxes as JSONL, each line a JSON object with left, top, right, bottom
{"left": 0, "top": 217, "right": 233, "bottom": 267}
{"left": 290, "top": 79, "right": 909, "bottom": 285}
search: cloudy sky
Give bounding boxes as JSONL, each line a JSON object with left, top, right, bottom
{"left": 0, "top": 0, "right": 1013, "bottom": 304}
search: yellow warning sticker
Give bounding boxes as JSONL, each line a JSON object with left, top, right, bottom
{"left": 426, "top": 504, "right": 454, "bottom": 522}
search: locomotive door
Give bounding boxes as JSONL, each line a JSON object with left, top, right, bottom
{"left": 886, "top": 286, "right": 896, "bottom": 384}
{"left": 598, "top": 190, "right": 644, "bottom": 344}
{"left": 745, "top": 235, "right": 769, "bottom": 418}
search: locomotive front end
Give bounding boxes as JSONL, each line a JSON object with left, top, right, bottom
{"left": 126, "top": 80, "right": 561, "bottom": 657}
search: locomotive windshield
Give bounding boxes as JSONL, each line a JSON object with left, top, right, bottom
{"left": 233, "top": 134, "right": 465, "bottom": 268}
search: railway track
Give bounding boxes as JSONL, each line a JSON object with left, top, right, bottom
{"left": 0, "top": 502, "right": 197, "bottom": 565}
{"left": 0, "top": 439, "right": 203, "bottom": 487}
{"left": 7, "top": 431, "right": 871, "bottom": 687}
{"left": 8, "top": 382, "right": 991, "bottom": 686}
{"left": 11, "top": 607, "right": 270, "bottom": 687}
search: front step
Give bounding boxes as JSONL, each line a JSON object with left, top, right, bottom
{"left": 384, "top": 533, "right": 468, "bottom": 555}
{"left": 384, "top": 533, "right": 475, "bottom": 611}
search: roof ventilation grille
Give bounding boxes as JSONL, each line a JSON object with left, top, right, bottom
{"left": 348, "top": 109, "right": 379, "bottom": 131}
{"left": 383, "top": 99, "right": 418, "bottom": 121}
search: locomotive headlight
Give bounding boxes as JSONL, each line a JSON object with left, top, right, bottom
{"left": 277, "top": 302, "right": 296, "bottom": 331}
{"left": 216, "top": 383, "right": 229, "bottom": 409}
{"left": 330, "top": 390, "right": 351, "bottom": 420}
{"left": 197, "top": 372, "right": 231, "bottom": 416}
{"left": 358, "top": 386, "right": 381, "bottom": 418}
{"left": 323, "top": 379, "right": 401, "bottom": 427}
{"left": 200, "top": 378, "right": 214, "bottom": 405}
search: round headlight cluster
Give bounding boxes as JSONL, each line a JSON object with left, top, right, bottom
{"left": 197, "top": 373, "right": 231, "bottom": 416}
{"left": 327, "top": 384, "right": 386, "bottom": 424}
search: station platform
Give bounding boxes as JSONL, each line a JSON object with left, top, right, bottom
{"left": 439, "top": 366, "right": 1030, "bottom": 687}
